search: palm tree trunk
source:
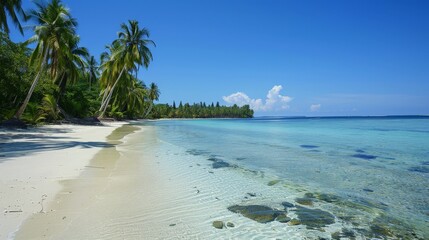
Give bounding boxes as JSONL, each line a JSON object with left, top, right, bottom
{"left": 14, "top": 50, "right": 48, "bottom": 119}
{"left": 99, "top": 87, "right": 109, "bottom": 111}
{"left": 99, "top": 66, "right": 126, "bottom": 118}
{"left": 144, "top": 102, "right": 154, "bottom": 119}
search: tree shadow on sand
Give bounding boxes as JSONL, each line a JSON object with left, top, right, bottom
{"left": 0, "top": 131, "right": 114, "bottom": 161}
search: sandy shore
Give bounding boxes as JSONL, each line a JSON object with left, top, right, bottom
{"left": 0, "top": 123, "right": 126, "bottom": 239}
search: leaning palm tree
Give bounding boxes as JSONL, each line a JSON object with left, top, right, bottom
{"left": 14, "top": 0, "right": 76, "bottom": 119}
{"left": 98, "top": 20, "right": 155, "bottom": 118}
{"left": 0, "top": 0, "right": 25, "bottom": 34}
{"left": 144, "top": 82, "right": 160, "bottom": 118}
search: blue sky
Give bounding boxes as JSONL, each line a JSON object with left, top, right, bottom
{"left": 10, "top": 0, "right": 429, "bottom": 116}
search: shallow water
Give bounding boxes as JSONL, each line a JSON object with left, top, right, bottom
{"left": 138, "top": 117, "right": 429, "bottom": 239}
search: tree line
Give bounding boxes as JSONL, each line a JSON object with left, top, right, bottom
{"left": 0, "top": 0, "right": 159, "bottom": 125}
{"left": 151, "top": 102, "right": 253, "bottom": 119}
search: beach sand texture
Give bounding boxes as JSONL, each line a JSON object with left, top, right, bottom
{"left": 0, "top": 123, "right": 124, "bottom": 239}
{"left": 2, "top": 124, "right": 307, "bottom": 239}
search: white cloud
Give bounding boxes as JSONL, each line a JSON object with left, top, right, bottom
{"left": 310, "top": 104, "right": 321, "bottom": 112}
{"left": 223, "top": 85, "right": 292, "bottom": 111}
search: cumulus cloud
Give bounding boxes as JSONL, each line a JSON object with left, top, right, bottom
{"left": 222, "top": 85, "right": 292, "bottom": 111}
{"left": 310, "top": 104, "right": 321, "bottom": 112}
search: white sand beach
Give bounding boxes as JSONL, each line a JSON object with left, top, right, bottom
{"left": 0, "top": 123, "right": 125, "bottom": 239}
{"left": 1, "top": 123, "right": 311, "bottom": 240}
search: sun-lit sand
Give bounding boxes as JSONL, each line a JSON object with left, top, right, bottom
{"left": 0, "top": 123, "right": 125, "bottom": 239}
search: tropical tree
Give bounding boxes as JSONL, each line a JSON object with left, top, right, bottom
{"left": 85, "top": 55, "right": 99, "bottom": 90}
{"left": 144, "top": 82, "right": 159, "bottom": 118}
{"left": 0, "top": 0, "right": 25, "bottom": 34}
{"left": 14, "top": 0, "right": 77, "bottom": 119}
{"left": 54, "top": 35, "right": 88, "bottom": 97}
{"left": 109, "top": 75, "right": 147, "bottom": 119}
{"left": 98, "top": 20, "right": 155, "bottom": 118}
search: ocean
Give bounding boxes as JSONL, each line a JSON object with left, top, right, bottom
{"left": 136, "top": 116, "right": 428, "bottom": 239}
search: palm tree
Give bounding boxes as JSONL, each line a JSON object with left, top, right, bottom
{"left": 14, "top": 0, "right": 76, "bottom": 119}
{"left": 111, "top": 75, "right": 147, "bottom": 118}
{"left": 55, "top": 35, "right": 88, "bottom": 96}
{"left": 85, "top": 55, "right": 99, "bottom": 90}
{"left": 144, "top": 82, "right": 160, "bottom": 118}
{"left": 98, "top": 20, "right": 155, "bottom": 118}
{"left": 0, "top": 0, "right": 25, "bottom": 35}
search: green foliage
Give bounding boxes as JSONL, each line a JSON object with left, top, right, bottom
{"left": 98, "top": 20, "right": 155, "bottom": 118}
{"left": 60, "top": 82, "right": 100, "bottom": 118}
{"left": 39, "top": 94, "right": 60, "bottom": 122}
{"left": 151, "top": 102, "right": 254, "bottom": 119}
{"left": 0, "top": 0, "right": 25, "bottom": 34}
{"left": 22, "top": 102, "right": 44, "bottom": 124}
{"left": 0, "top": 31, "right": 52, "bottom": 121}
{"left": 1, "top": 2, "right": 161, "bottom": 124}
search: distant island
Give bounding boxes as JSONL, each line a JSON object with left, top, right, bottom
{"left": 152, "top": 102, "right": 253, "bottom": 119}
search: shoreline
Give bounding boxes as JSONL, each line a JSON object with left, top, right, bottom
{"left": 1, "top": 120, "right": 427, "bottom": 239}
{"left": 0, "top": 122, "right": 126, "bottom": 239}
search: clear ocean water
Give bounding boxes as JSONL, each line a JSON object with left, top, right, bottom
{"left": 141, "top": 116, "right": 429, "bottom": 238}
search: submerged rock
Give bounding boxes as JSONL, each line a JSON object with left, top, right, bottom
{"left": 275, "top": 214, "right": 291, "bottom": 223}
{"left": 408, "top": 166, "right": 429, "bottom": 173}
{"left": 186, "top": 149, "right": 207, "bottom": 156}
{"left": 212, "top": 221, "right": 224, "bottom": 229}
{"left": 331, "top": 228, "right": 356, "bottom": 240}
{"left": 300, "top": 145, "right": 319, "bottom": 149}
{"left": 288, "top": 219, "right": 301, "bottom": 225}
{"left": 267, "top": 180, "right": 281, "bottom": 186}
{"left": 212, "top": 160, "right": 230, "bottom": 169}
{"left": 363, "top": 214, "right": 424, "bottom": 239}
{"left": 226, "top": 222, "right": 235, "bottom": 228}
{"left": 228, "top": 205, "right": 285, "bottom": 223}
{"left": 281, "top": 201, "right": 295, "bottom": 208}
{"left": 296, "top": 197, "right": 314, "bottom": 206}
{"left": 351, "top": 153, "right": 377, "bottom": 160}
{"left": 293, "top": 206, "right": 335, "bottom": 229}
{"left": 315, "top": 193, "right": 341, "bottom": 203}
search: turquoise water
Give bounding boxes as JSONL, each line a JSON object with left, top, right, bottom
{"left": 144, "top": 117, "right": 429, "bottom": 238}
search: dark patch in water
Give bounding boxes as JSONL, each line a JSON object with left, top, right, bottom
{"left": 293, "top": 206, "right": 335, "bottom": 229}
{"left": 421, "top": 161, "right": 429, "bottom": 166}
{"left": 186, "top": 149, "right": 210, "bottom": 156}
{"left": 408, "top": 166, "right": 429, "bottom": 173}
{"left": 282, "top": 201, "right": 295, "bottom": 208}
{"left": 227, "top": 205, "right": 286, "bottom": 223}
{"left": 296, "top": 197, "right": 313, "bottom": 206}
{"left": 212, "top": 160, "right": 230, "bottom": 169}
{"left": 351, "top": 154, "right": 377, "bottom": 160}
{"left": 355, "top": 149, "right": 365, "bottom": 153}
{"left": 363, "top": 188, "right": 374, "bottom": 192}
{"left": 332, "top": 228, "right": 356, "bottom": 240}
{"left": 236, "top": 157, "right": 246, "bottom": 160}
{"left": 300, "top": 145, "right": 319, "bottom": 149}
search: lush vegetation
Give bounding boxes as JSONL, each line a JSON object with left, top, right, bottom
{"left": 0, "top": 0, "right": 160, "bottom": 124}
{"left": 151, "top": 102, "right": 253, "bottom": 119}
{"left": 0, "top": 0, "right": 253, "bottom": 125}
